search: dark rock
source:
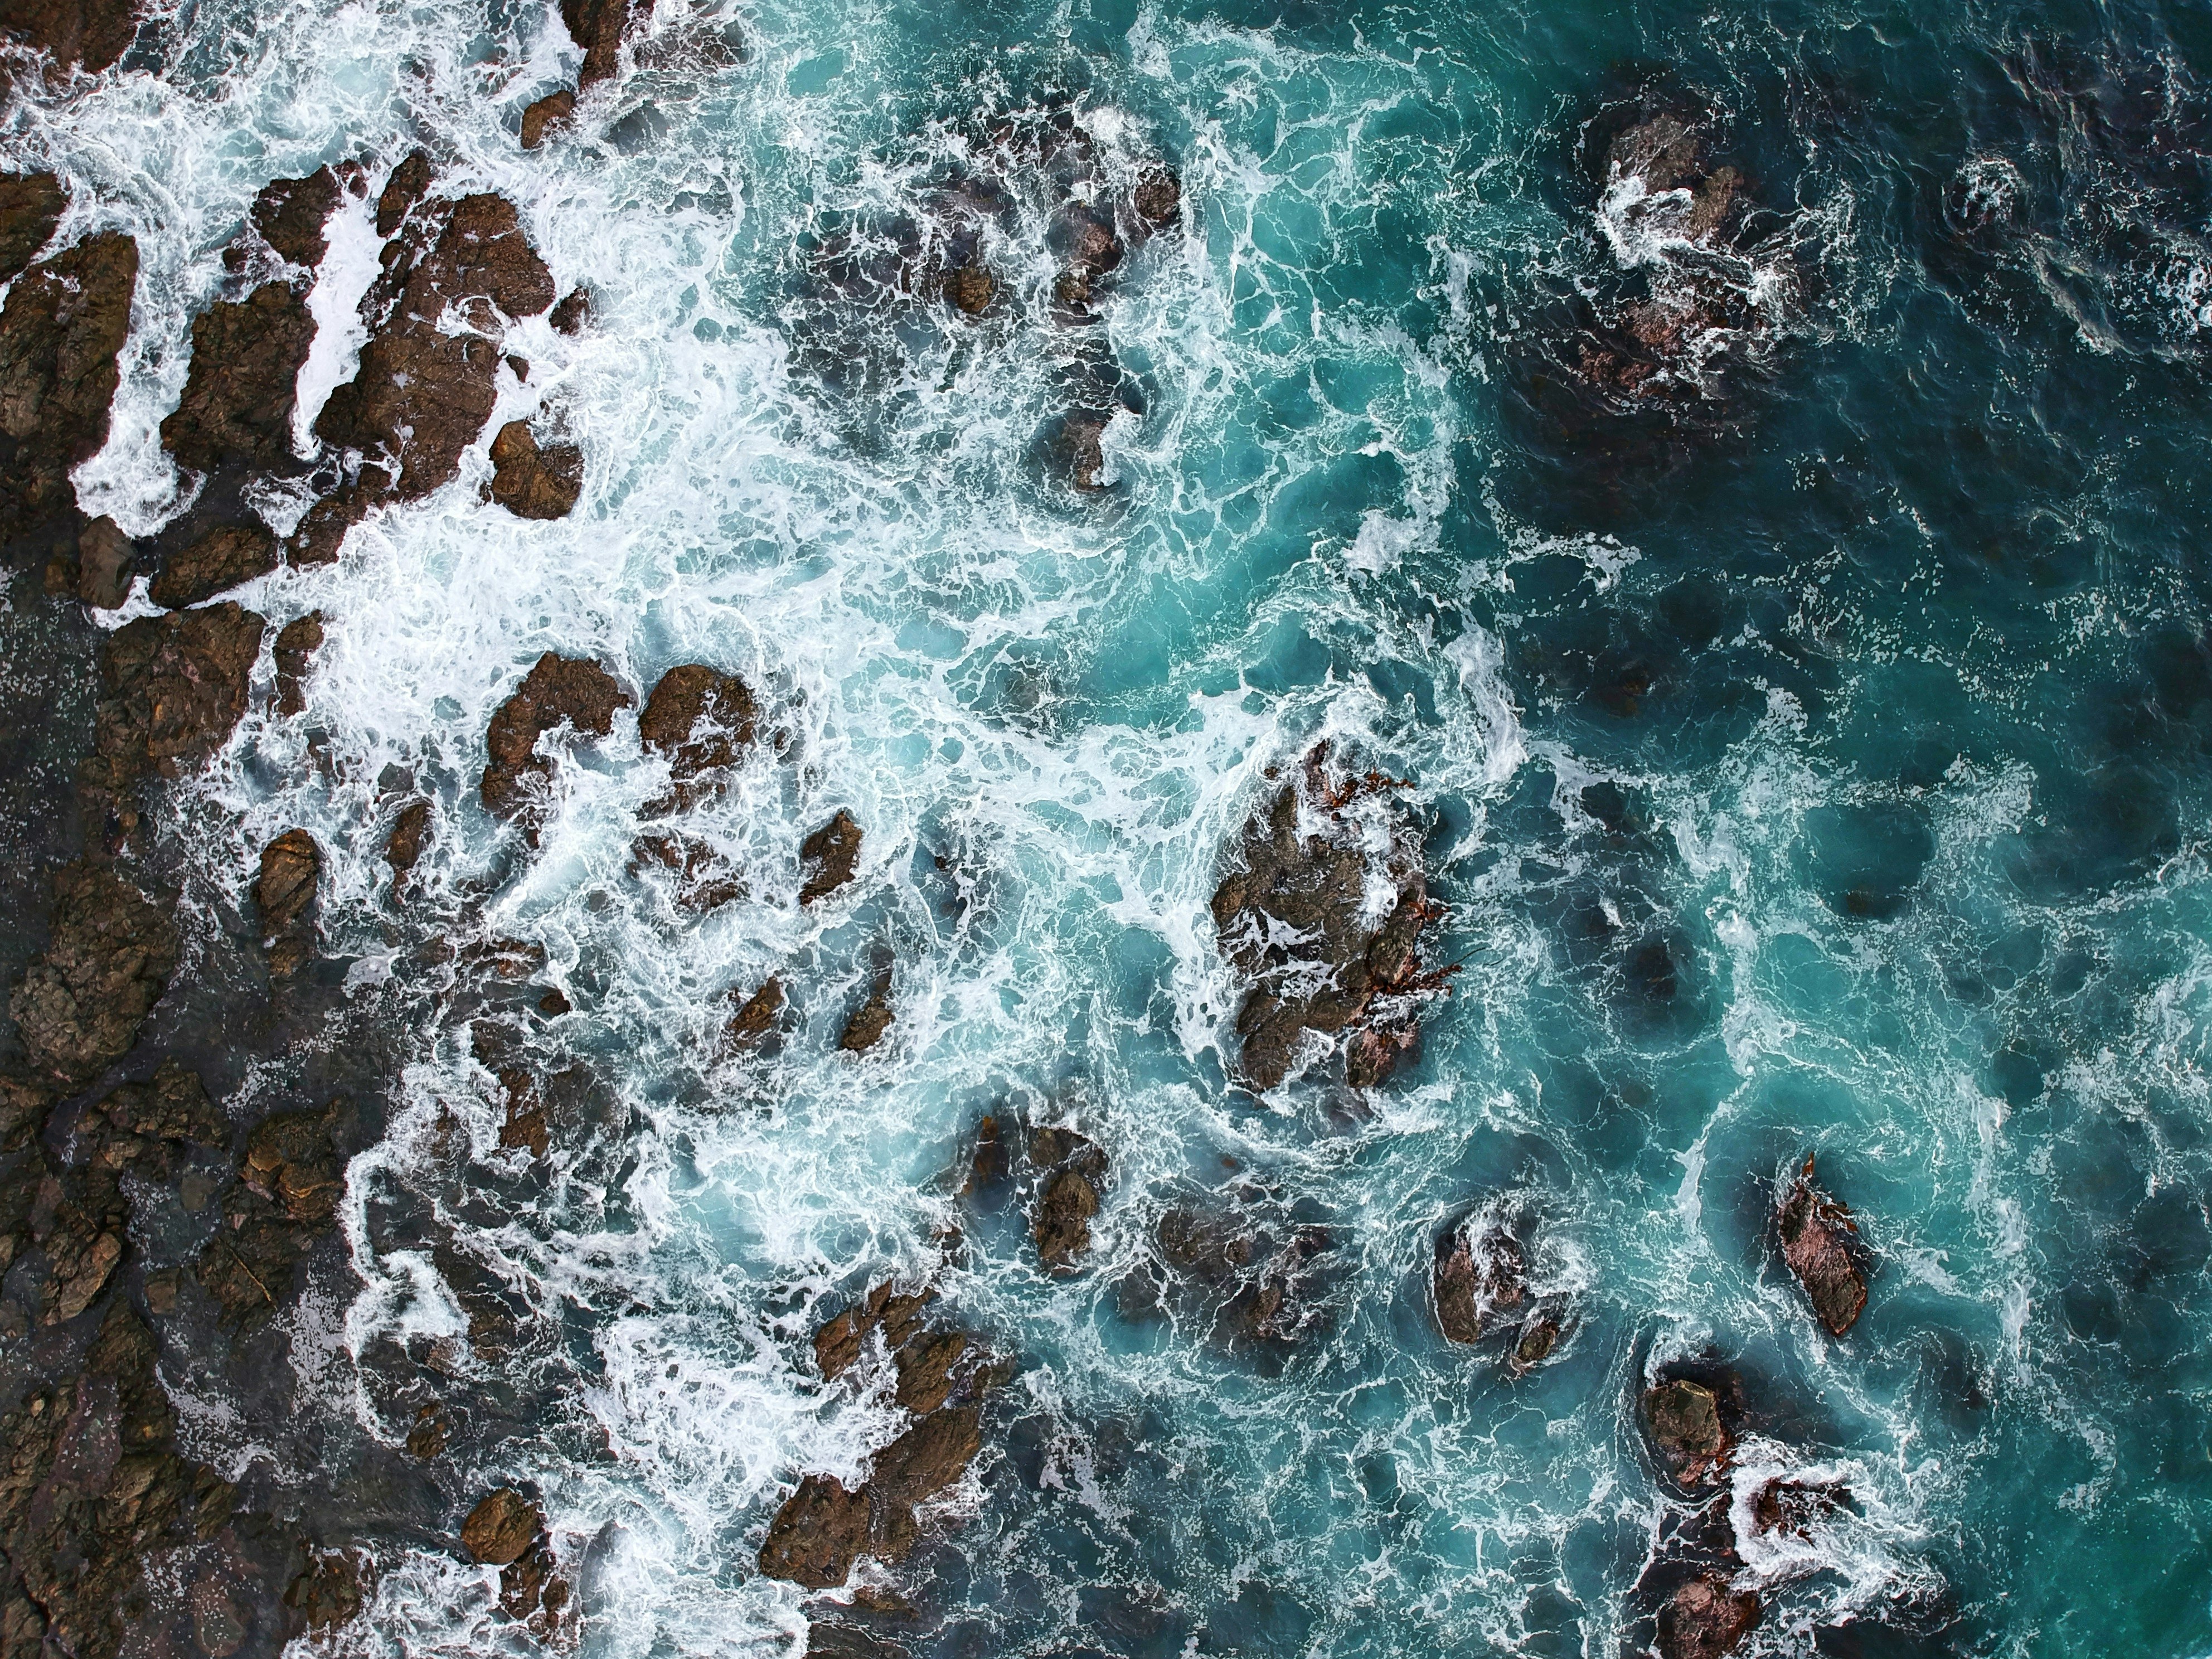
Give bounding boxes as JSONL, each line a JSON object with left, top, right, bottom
{"left": 724, "top": 976, "right": 783, "bottom": 1046}
{"left": 1607, "top": 117, "right": 1745, "bottom": 248}
{"left": 484, "top": 419, "right": 583, "bottom": 520}
{"left": 799, "top": 809, "right": 862, "bottom": 904}
{"left": 1643, "top": 1377, "right": 1730, "bottom": 1487}
{"left": 0, "top": 232, "right": 137, "bottom": 541}
{"left": 0, "top": 0, "right": 141, "bottom": 74}
{"left": 385, "top": 799, "right": 432, "bottom": 885}
{"left": 521, "top": 89, "right": 576, "bottom": 149}
{"left": 480, "top": 652, "right": 631, "bottom": 827}
{"left": 196, "top": 1099, "right": 342, "bottom": 1325}
{"left": 251, "top": 168, "right": 342, "bottom": 268}
{"left": 892, "top": 1327, "right": 970, "bottom": 1415}
{"left": 1777, "top": 1153, "right": 1867, "bottom": 1336}
{"left": 0, "top": 172, "right": 63, "bottom": 285}
{"left": 82, "top": 1059, "right": 223, "bottom": 1168}
{"left": 867, "top": 1404, "right": 981, "bottom": 1558}
{"left": 274, "top": 610, "right": 323, "bottom": 715}
{"left": 72, "top": 514, "right": 133, "bottom": 608}
{"left": 283, "top": 1548, "right": 373, "bottom": 1634}
{"left": 1344, "top": 1019, "right": 1420, "bottom": 1088}
{"left": 85, "top": 601, "right": 264, "bottom": 790}
{"left": 285, "top": 476, "right": 379, "bottom": 566}
{"left": 1059, "top": 411, "right": 1109, "bottom": 491}
{"left": 241, "top": 1103, "right": 342, "bottom": 1225}
{"left": 461, "top": 1488, "right": 540, "bottom": 1566}
{"left": 1028, "top": 1126, "right": 1107, "bottom": 1273}
{"left": 838, "top": 986, "right": 892, "bottom": 1054}
{"left": 562, "top": 0, "right": 638, "bottom": 88}
{"left": 148, "top": 520, "right": 277, "bottom": 610}
{"left": 943, "top": 264, "right": 993, "bottom": 316}
{"left": 549, "top": 287, "right": 590, "bottom": 335}
{"left": 630, "top": 830, "right": 744, "bottom": 910}
{"left": 640, "top": 663, "right": 755, "bottom": 801}
{"left": 538, "top": 988, "right": 570, "bottom": 1016}
{"left": 1146, "top": 1199, "right": 1336, "bottom": 1354}
{"left": 161, "top": 282, "right": 317, "bottom": 478}
{"left": 374, "top": 150, "right": 431, "bottom": 239}
{"left": 1049, "top": 202, "right": 1122, "bottom": 277}
{"left": 963, "top": 1113, "right": 1009, "bottom": 1196}
{"left": 1212, "top": 747, "right": 1440, "bottom": 1090}
{"left": 1749, "top": 1475, "right": 1851, "bottom": 1539}
{"left": 1433, "top": 1212, "right": 1525, "bottom": 1345}
{"left": 254, "top": 828, "right": 320, "bottom": 977}
{"left": 1133, "top": 167, "right": 1181, "bottom": 226}
{"left": 812, "top": 1282, "right": 933, "bottom": 1381}
{"left": 1510, "top": 1312, "right": 1562, "bottom": 1373}
{"left": 758, "top": 1474, "right": 868, "bottom": 1589}
{"left": 1657, "top": 1572, "right": 1759, "bottom": 1659}
{"left": 8, "top": 860, "right": 176, "bottom": 1088}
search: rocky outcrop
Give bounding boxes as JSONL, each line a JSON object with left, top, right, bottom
{"left": 274, "top": 611, "right": 323, "bottom": 715}
{"left": 147, "top": 520, "right": 277, "bottom": 609}
{"left": 479, "top": 652, "right": 630, "bottom": 830}
{"left": 724, "top": 976, "right": 782, "bottom": 1047}
{"left": 484, "top": 419, "right": 583, "bottom": 520}
{"left": 0, "top": 171, "right": 63, "bottom": 284}
{"left": 84, "top": 602, "right": 264, "bottom": 792}
{"left": 549, "top": 288, "right": 590, "bottom": 335}
{"left": 385, "top": 799, "right": 431, "bottom": 889}
{"left": 521, "top": 90, "right": 575, "bottom": 149}
{"left": 1658, "top": 1573, "right": 1759, "bottom": 1659}
{"left": 7, "top": 859, "right": 176, "bottom": 1089}
{"left": 760, "top": 1283, "right": 1006, "bottom": 1590}
{"left": 562, "top": 0, "right": 639, "bottom": 89}
{"left": 838, "top": 982, "right": 893, "bottom": 1054}
{"left": 800, "top": 809, "right": 862, "bottom": 904}
{"left": 1120, "top": 1188, "right": 1337, "bottom": 1356}
{"left": 253, "top": 828, "right": 321, "bottom": 979}
{"left": 1642, "top": 1375, "right": 1733, "bottom": 1488}
{"left": 461, "top": 1488, "right": 570, "bottom": 1634}
{"left": 0, "top": 231, "right": 137, "bottom": 542}
{"left": 283, "top": 1548, "right": 373, "bottom": 1635}
{"left": 196, "top": 1102, "right": 342, "bottom": 1326}
{"left": 641, "top": 663, "right": 755, "bottom": 800}
{"left": 159, "top": 282, "right": 318, "bottom": 480}
{"left": 1028, "top": 1125, "right": 1106, "bottom": 1274}
{"left": 250, "top": 167, "right": 343, "bottom": 269}
{"left": 1777, "top": 1154, "right": 1867, "bottom": 1336}
{"left": 1434, "top": 1211, "right": 1525, "bottom": 1345}
{"left": 943, "top": 263, "right": 992, "bottom": 317}
{"left": 0, "top": 0, "right": 142, "bottom": 74}
{"left": 65, "top": 513, "right": 134, "bottom": 608}
{"left": 1211, "top": 746, "right": 1442, "bottom": 1090}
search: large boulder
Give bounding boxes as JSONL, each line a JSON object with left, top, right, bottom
{"left": 1642, "top": 1376, "right": 1731, "bottom": 1488}
{"left": 0, "top": 172, "right": 64, "bottom": 285}
{"left": 1433, "top": 1210, "right": 1526, "bottom": 1345}
{"left": 758, "top": 1475, "right": 868, "bottom": 1590}
{"left": 484, "top": 419, "right": 583, "bottom": 520}
{"left": 639, "top": 663, "right": 756, "bottom": 794}
{"left": 196, "top": 1101, "right": 343, "bottom": 1325}
{"left": 0, "top": 232, "right": 137, "bottom": 541}
{"left": 1657, "top": 1573, "right": 1760, "bottom": 1659}
{"left": 253, "top": 828, "right": 321, "bottom": 979}
{"left": 0, "top": 0, "right": 142, "bottom": 74}
{"left": 799, "top": 809, "right": 862, "bottom": 904}
{"left": 1777, "top": 1153, "right": 1867, "bottom": 1336}
{"left": 160, "top": 283, "right": 318, "bottom": 480}
{"left": 250, "top": 167, "right": 343, "bottom": 269}
{"left": 479, "top": 652, "right": 630, "bottom": 827}
{"left": 1028, "top": 1126, "right": 1107, "bottom": 1274}
{"left": 7, "top": 860, "right": 176, "bottom": 1088}
{"left": 273, "top": 611, "right": 323, "bottom": 715}
{"left": 562, "top": 0, "right": 639, "bottom": 88}
{"left": 85, "top": 602, "right": 264, "bottom": 791}
{"left": 1211, "top": 746, "right": 1439, "bottom": 1090}
{"left": 147, "top": 521, "right": 277, "bottom": 610}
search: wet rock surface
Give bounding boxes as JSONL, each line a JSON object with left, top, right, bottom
{"left": 562, "top": 0, "right": 638, "bottom": 89}
{"left": 724, "top": 975, "right": 783, "bottom": 1046}
{"left": 273, "top": 610, "right": 323, "bottom": 715}
{"left": 1643, "top": 1374, "right": 1735, "bottom": 1488}
{"left": 484, "top": 418, "right": 584, "bottom": 520}
{"left": 1434, "top": 1210, "right": 1526, "bottom": 1344}
{"left": 640, "top": 663, "right": 756, "bottom": 804}
{"left": 1028, "top": 1125, "right": 1107, "bottom": 1273}
{"left": 838, "top": 982, "right": 894, "bottom": 1054}
{"left": 1658, "top": 1572, "right": 1760, "bottom": 1659}
{"left": 0, "top": 0, "right": 141, "bottom": 73}
{"left": 195, "top": 1101, "right": 342, "bottom": 1326}
{"left": 1211, "top": 746, "right": 1442, "bottom": 1090}
{"left": 1117, "top": 1183, "right": 1338, "bottom": 1359}
{"left": 480, "top": 651, "right": 632, "bottom": 828}
{"left": 800, "top": 808, "right": 863, "bottom": 904}
{"left": 461, "top": 1487, "right": 571, "bottom": 1634}
{"left": 0, "top": 231, "right": 137, "bottom": 544}
{"left": 1777, "top": 1153, "right": 1869, "bottom": 1336}
{"left": 521, "top": 89, "right": 575, "bottom": 148}
{"left": 0, "top": 171, "right": 63, "bottom": 283}
{"left": 147, "top": 520, "right": 277, "bottom": 610}
{"left": 253, "top": 828, "right": 321, "bottom": 979}
{"left": 7, "top": 859, "right": 176, "bottom": 1089}
{"left": 84, "top": 601, "right": 264, "bottom": 793}
{"left": 250, "top": 167, "right": 343, "bottom": 269}
{"left": 159, "top": 282, "right": 317, "bottom": 482}
{"left": 385, "top": 798, "right": 432, "bottom": 886}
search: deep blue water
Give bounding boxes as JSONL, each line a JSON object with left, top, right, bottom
{"left": 14, "top": 0, "right": 2212, "bottom": 1653}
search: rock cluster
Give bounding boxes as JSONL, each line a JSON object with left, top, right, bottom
{"left": 195, "top": 1101, "right": 343, "bottom": 1325}
{"left": 1777, "top": 1154, "right": 1867, "bottom": 1336}
{"left": 7, "top": 859, "right": 177, "bottom": 1089}
{"left": 1433, "top": 1206, "right": 1566, "bottom": 1373}
{"left": 0, "top": 229, "right": 137, "bottom": 545}
{"left": 1211, "top": 746, "right": 1443, "bottom": 1090}
{"left": 480, "top": 651, "right": 632, "bottom": 831}
{"left": 84, "top": 602, "right": 264, "bottom": 795}
{"left": 462, "top": 1488, "right": 571, "bottom": 1637}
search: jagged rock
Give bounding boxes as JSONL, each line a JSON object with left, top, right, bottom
{"left": 812, "top": 1282, "right": 933, "bottom": 1381}
{"left": 521, "top": 90, "right": 575, "bottom": 149}
{"left": 283, "top": 1548, "right": 373, "bottom": 1634}
{"left": 799, "top": 809, "right": 862, "bottom": 904}
{"left": 72, "top": 514, "right": 133, "bottom": 607}
{"left": 316, "top": 191, "right": 555, "bottom": 502}
{"left": 1643, "top": 1377, "right": 1731, "bottom": 1487}
{"left": 867, "top": 1404, "right": 982, "bottom": 1558}
{"left": 720, "top": 978, "right": 781, "bottom": 1047}
{"left": 1607, "top": 116, "right": 1744, "bottom": 247}
{"left": 1133, "top": 167, "right": 1181, "bottom": 226}
{"left": 1510, "top": 1312, "right": 1562, "bottom": 1374}
{"left": 274, "top": 611, "right": 323, "bottom": 715}
{"left": 386, "top": 799, "right": 432, "bottom": 886}
{"left": 1658, "top": 1573, "right": 1760, "bottom": 1659}
{"left": 479, "top": 652, "right": 630, "bottom": 827}
{"left": 0, "top": 172, "right": 63, "bottom": 283}
{"left": 1212, "top": 747, "right": 1439, "bottom": 1090}
{"left": 963, "top": 1113, "right": 1010, "bottom": 1196}
{"left": 241, "top": 1104, "right": 341, "bottom": 1225}
{"left": 484, "top": 419, "right": 583, "bottom": 520}
{"left": 1141, "top": 1197, "right": 1336, "bottom": 1354}
{"left": 1777, "top": 1153, "right": 1867, "bottom": 1336}
{"left": 8, "top": 860, "right": 176, "bottom": 1088}
{"left": 197, "top": 1103, "right": 341, "bottom": 1323}
{"left": 1028, "top": 1126, "right": 1106, "bottom": 1274}
{"left": 461, "top": 1488, "right": 540, "bottom": 1566}
{"left": 641, "top": 663, "right": 756, "bottom": 792}
{"left": 549, "top": 288, "right": 590, "bottom": 335}
{"left": 1434, "top": 1211, "right": 1525, "bottom": 1345}
{"left": 943, "top": 264, "right": 993, "bottom": 316}
{"left": 86, "top": 601, "right": 264, "bottom": 790}
{"left": 375, "top": 150, "right": 431, "bottom": 237}
{"left": 562, "top": 0, "right": 638, "bottom": 88}
{"left": 0, "top": 232, "right": 137, "bottom": 540}
{"left": 0, "top": 0, "right": 141, "bottom": 74}
{"left": 148, "top": 520, "right": 277, "bottom": 609}
{"left": 1059, "top": 411, "right": 1108, "bottom": 491}
{"left": 1749, "top": 1475, "right": 1852, "bottom": 1539}
{"left": 77, "top": 1058, "right": 224, "bottom": 1178}
{"left": 285, "top": 476, "right": 380, "bottom": 567}
{"left": 758, "top": 1475, "right": 868, "bottom": 1589}
{"left": 838, "top": 986, "right": 892, "bottom": 1054}
{"left": 254, "top": 828, "right": 320, "bottom": 977}
{"left": 161, "top": 282, "right": 317, "bottom": 478}
{"left": 630, "top": 831, "right": 743, "bottom": 910}
{"left": 251, "top": 167, "right": 342, "bottom": 268}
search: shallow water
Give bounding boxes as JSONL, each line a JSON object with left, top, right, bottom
{"left": 11, "top": 0, "right": 2212, "bottom": 1653}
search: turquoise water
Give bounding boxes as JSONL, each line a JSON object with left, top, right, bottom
{"left": 18, "top": 0, "right": 2212, "bottom": 1652}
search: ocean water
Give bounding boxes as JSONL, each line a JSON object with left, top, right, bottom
{"left": 12, "top": 0, "right": 2212, "bottom": 1652}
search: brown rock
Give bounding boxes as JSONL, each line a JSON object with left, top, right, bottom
{"left": 251, "top": 167, "right": 342, "bottom": 268}
{"left": 254, "top": 827, "right": 321, "bottom": 937}
{"left": 944, "top": 264, "right": 993, "bottom": 316}
{"left": 480, "top": 652, "right": 631, "bottom": 823}
{"left": 1777, "top": 1153, "right": 1867, "bottom": 1336}
{"left": 1050, "top": 202, "right": 1122, "bottom": 276}
{"left": 7, "top": 860, "right": 176, "bottom": 1088}
{"left": 1033, "top": 1167, "right": 1099, "bottom": 1273}
{"left": 0, "top": 232, "right": 137, "bottom": 539}
{"left": 0, "top": 0, "right": 141, "bottom": 73}
{"left": 811, "top": 1282, "right": 934, "bottom": 1381}
{"left": 73, "top": 514, "right": 133, "bottom": 608}
{"left": 799, "top": 809, "right": 862, "bottom": 904}
{"left": 725, "top": 976, "right": 783, "bottom": 1046}
{"left": 162, "top": 282, "right": 317, "bottom": 479}
{"left": 461, "top": 1488, "right": 542, "bottom": 1567}
{"left": 757, "top": 1474, "right": 868, "bottom": 1589}
{"left": 284, "top": 1548, "right": 373, "bottom": 1634}
{"left": 1750, "top": 1475, "right": 1851, "bottom": 1539}
{"left": 521, "top": 89, "right": 576, "bottom": 149}
{"left": 274, "top": 610, "right": 324, "bottom": 715}
{"left": 1509, "top": 1312, "right": 1561, "bottom": 1374}
{"left": 1658, "top": 1573, "right": 1760, "bottom": 1659}
{"left": 549, "top": 287, "right": 591, "bottom": 335}
{"left": 1643, "top": 1378, "right": 1730, "bottom": 1487}
{"left": 375, "top": 150, "right": 431, "bottom": 236}
{"left": 484, "top": 419, "right": 583, "bottom": 520}
{"left": 86, "top": 601, "right": 263, "bottom": 789}
{"left": 242, "top": 1104, "right": 342, "bottom": 1225}
{"left": 386, "top": 799, "right": 432, "bottom": 884}
{"left": 641, "top": 663, "right": 756, "bottom": 784}
{"left": 1133, "top": 167, "right": 1181, "bottom": 226}
{"left": 869, "top": 1403, "right": 982, "bottom": 1554}
{"left": 496, "top": 1069, "right": 548, "bottom": 1158}
{"left": 1060, "top": 411, "right": 1109, "bottom": 491}
{"left": 839, "top": 988, "right": 892, "bottom": 1054}
{"left": 0, "top": 171, "right": 63, "bottom": 285}
{"left": 562, "top": 0, "right": 638, "bottom": 88}
{"left": 892, "top": 1328, "right": 970, "bottom": 1416}
{"left": 148, "top": 520, "right": 277, "bottom": 609}
{"left": 285, "top": 476, "right": 379, "bottom": 566}
{"left": 1433, "top": 1213, "right": 1525, "bottom": 1345}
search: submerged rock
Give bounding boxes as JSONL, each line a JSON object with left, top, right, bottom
{"left": 1134, "top": 1190, "right": 1338, "bottom": 1355}
{"left": 1657, "top": 1573, "right": 1760, "bottom": 1659}
{"left": 160, "top": 282, "right": 317, "bottom": 480}
{"left": 1211, "top": 746, "right": 1442, "bottom": 1090}
{"left": 86, "top": 601, "right": 264, "bottom": 790}
{"left": 274, "top": 611, "right": 323, "bottom": 715}
{"left": 1643, "top": 1376, "right": 1732, "bottom": 1488}
{"left": 196, "top": 1101, "right": 342, "bottom": 1325}
{"left": 0, "top": 231, "right": 137, "bottom": 541}
{"left": 1777, "top": 1153, "right": 1868, "bottom": 1336}
{"left": 8, "top": 859, "right": 177, "bottom": 1088}
{"left": 943, "top": 263, "right": 993, "bottom": 317}
{"left": 1433, "top": 1211, "right": 1526, "bottom": 1345}
{"left": 800, "top": 808, "right": 863, "bottom": 904}
{"left": 1133, "top": 167, "right": 1182, "bottom": 227}
{"left": 484, "top": 419, "right": 584, "bottom": 520}
{"left": 148, "top": 520, "right": 277, "bottom": 610}
{"left": 480, "top": 652, "right": 632, "bottom": 828}
{"left": 283, "top": 1548, "right": 373, "bottom": 1635}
